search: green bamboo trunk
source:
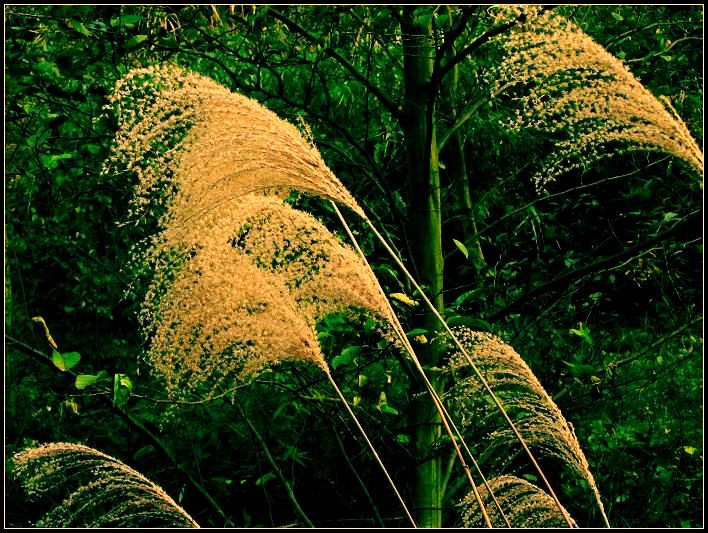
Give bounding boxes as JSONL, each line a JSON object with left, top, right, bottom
{"left": 401, "top": 9, "right": 445, "bottom": 528}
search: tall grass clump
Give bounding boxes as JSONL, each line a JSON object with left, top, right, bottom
{"left": 445, "top": 328, "right": 607, "bottom": 525}
{"left": 106, "top": 64, "right": 416, "bottom": 525}
{"left": 461, "top": 475, "right": 575, "bottom": 528}
{"left": 12, "top": 442, "right": 199, "bottom": 528}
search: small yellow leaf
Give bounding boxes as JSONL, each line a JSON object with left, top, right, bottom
{"left": 413, "top": 335, "right": 428, "bottom": 344}
{"left": 32, "top": 316, "right": 58, "bottom": 349}
{"left": 389, "top": 292, "right": 418, "bottom": 307}
{"left": 64, "top": 399, "right": 79, "bottom": 415}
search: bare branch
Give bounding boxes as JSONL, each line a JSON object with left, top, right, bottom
{"left": 612, "top": 316, "right": 702, "bottom": 368}
{"left": 267, "top": 8, "right": 403, "bottom": 120}
{"left": 489, "top": 210, "right": 701, "bottom": 321}
{"left": 432, "top": 8, "right": 545, "bottom": 88}
{"left": 438, "top": 82, "right": 515, "bottom": 151}
{"left": 235, "top": 401, "right": 315, "bottom": 528}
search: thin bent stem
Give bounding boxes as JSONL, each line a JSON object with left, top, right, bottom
{"left": 361, "top": 214, "right": 580, "bottom": 529}
{"left": 325, "top": 371, "right": 417, "bottom": 528}
{"left": 331, "top": 202, "right": 506, "bottom": 528}
{"left": 332, "top": 429, "right": 387, "bottom": 528}
{"left": 235, "top": 401, "right": 315, "bottom": 528}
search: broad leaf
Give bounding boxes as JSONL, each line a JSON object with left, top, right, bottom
{"left": 51, "top": 350, "right": 81, "bottom": 372}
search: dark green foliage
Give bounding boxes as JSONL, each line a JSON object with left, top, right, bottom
{"left": 5, "top": 5, "right": 702, "bottom": 528}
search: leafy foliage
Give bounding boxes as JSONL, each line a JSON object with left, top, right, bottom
{"left": 5, "top": 5, "right": 702, "bottom": 528}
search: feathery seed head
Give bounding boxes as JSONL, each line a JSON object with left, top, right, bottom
{"left": 445, "top": 328, "right": 606, "bottom": 519}
{"left": 12, "top": 442, "right": 199, "bottom": 528}
{"left": 143, "top": 243, "right": 326, "bottom": 399}
{"left": 105, "top": 64, "right": 363, "bottom": 228}
{"left": 461, "top": 475, "right": 575, "bottom": 528}
{"left": 488, "top": 10, "right": 703, "bottom": 187}
{"left": 161, "top": 194, "right": 391, "bottom": 324}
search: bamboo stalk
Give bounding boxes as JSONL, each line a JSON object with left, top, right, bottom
{"left": 361, "top": 215, "right": 580, "bottom": 529}
{"left": 331, "top": 202, "right": 507, "bottom": 528}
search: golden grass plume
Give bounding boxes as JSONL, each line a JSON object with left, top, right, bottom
{"left": 105, "top": 63, "right": 363, "bottom": 229}
{"left": 488, "top": 9, "right": 703, "bottom": 186}
{"left": 142, "top": 242, "right": 326, "bottom": 399}
{"left": 12, "top": 442, "right": 199, "bottom": 528}
{"left": 461, "top": 474, "right": 575, "bottom": 528}
{"left": 445, "top": 328, "right": 606, "bottom": 521}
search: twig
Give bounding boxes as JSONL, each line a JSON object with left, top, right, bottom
{"left": 235, "top": 401, "right": 315, "bottom": 528}
{"left": 432, "top": 7, "right": 554, "bottom": 87}
{"left": 266, "top": 8, "right": 402, "bottom": 120}
{"left": 468, "top": 157, "right": 670, "bottom": 246}
{"left": 489, "top": 209, "right": 701, "bottom": 321}
{"left": 612, "top": 316, "right": 702, "bottom": 368}
{"left": 332, "top": 429, "right": 386, "bottom": 528}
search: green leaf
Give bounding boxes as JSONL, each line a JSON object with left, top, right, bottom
{"left": 562, "top": 360, "right": 598, "bottom": 378}
{"left": 453, "top": 238, "right": 469, "bottom": 259}
{"left": 380, "top": 404, "right": 399, "bottom": 415}
{"left": 75, "top": 374, "right": 99, "bottom": 389}
{"left": 86, "top": 144, "right": 102, "bottom": 155}
{"left": 377, "top": 391, "right": 398, "bottom": 415}
{"left": 126, "top": 35, "right": 148, "bottom": 49}
{"left": 375, "top": 264, "right": 400, "bottom": 282}
{"left": 683, "top": 446, "right": 697, "bottom": 456}
{"left": 569, "top": 322, "right": 593, "bottom": 345}
{"left": 75, "top": 370, "right": 108, "bottom": 390}
{"left": 255, "top": 472, "right": 275, "bottom": 486}
{"left": 396, "top": 434, "right": 411, "bottom": 445}
{"left": 67, "top": 19, "right": 91, "bottom": 36}
{"left": 332, "top": 346, "right": 361, "bottom": 369}
{"left": 51, "top": 350, "right": 81, "bottom": 371}
{"left": 453, "top": 288, "right": 485, "bottom": 308}
{"left": 110, "top": 14, "right": 143, "bottom": 27}
{"left": 40, "top": 153, "right": 73, "bottom": 171}
{"left": 406, "top": 328, "right": 428, "bottom": 337}
{"left": 113, "top": 373, "right": 133, "bottom": 409}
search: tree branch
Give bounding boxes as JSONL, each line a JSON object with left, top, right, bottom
{"left": 433, "top": 6, "right": 475, "bottom": 77}
{"left": 235, "top": 401, "right": 315, "bottom": 528}
{"left": 459, "top": 157, "right": 670, "bottom": 246}
{"left": 438, "top": 82, "right": 515, "bottom": 151}
{"left": 612, "top": 315, "right": 702, "bottom": 368}
{"left": 433, "top": 9, "right": 533, "bottom": 87}
{"left": 266, "top": 7, "right": 402, "bottom": 120}
{"left": 433, "top": 6, "right": 558, "bottom": 89}
{"left": 489, "top": 209, "right": 702, "bottom": 321}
